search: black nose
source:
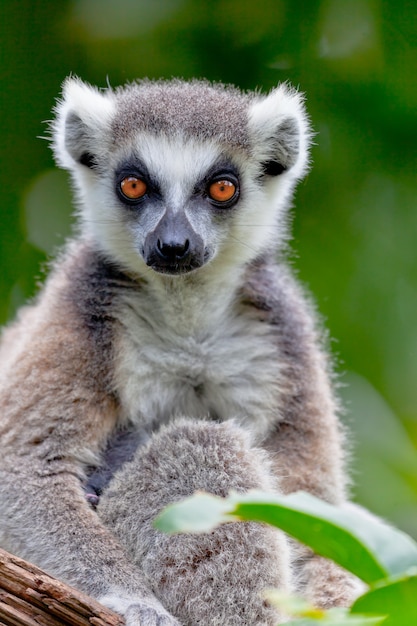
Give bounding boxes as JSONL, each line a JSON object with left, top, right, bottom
{"left": 142, "top": 211, "right": 206, "bottom": 274}
{"left": 156, "top": 238, "right": 190, "bottom": 262}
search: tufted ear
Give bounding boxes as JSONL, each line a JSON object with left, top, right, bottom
{"left": 248, "top": 84, "right": 312, "bottom": 180}
{"left": 51, "top": 77, "right": 116, "bottom": 171}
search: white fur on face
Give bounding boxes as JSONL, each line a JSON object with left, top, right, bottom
{"left": 52, "top": 78, "right": 310, "bottom": 282}
{"left": 58, "top": 132, "right": 298, "bottom": 282}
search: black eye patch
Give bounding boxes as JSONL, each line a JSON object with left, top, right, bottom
{"left": 114, "top": 158, "right": 161, "bottom": 205}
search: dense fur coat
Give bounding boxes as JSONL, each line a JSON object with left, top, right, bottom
{"left": 0, "top": 78, "right": 357, "bottom": 625}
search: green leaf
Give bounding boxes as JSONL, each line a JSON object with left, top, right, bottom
{"left": 351, "top": 569, "right": 417, "bottom": 626}
{"left": 265, "top": 589, "right": 327, "bottom": 618}
{"left": 155, "top": 491, "right": 236, "bottom": 534}
{"left": 285, "top": 615, "right": 384, "bottom": 625}
{"left": 155, "top": 490, "right": 417, "bottom": 584}
{"left": 264, "top": 590, "right": 384, "bottom": 625}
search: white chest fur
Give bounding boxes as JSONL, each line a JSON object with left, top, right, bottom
{"left": 113, "top": 283, "right": 282, "bottom": 442}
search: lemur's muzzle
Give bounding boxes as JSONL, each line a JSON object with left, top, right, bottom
{"left": 142, "top": 211, "right": 206, "bottom": 275}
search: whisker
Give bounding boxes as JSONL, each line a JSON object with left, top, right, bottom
{"left": 228, "top": 234, "right": 261, "bottom": 255}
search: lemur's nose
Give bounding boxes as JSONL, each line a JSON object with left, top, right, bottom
{"left": 157, "top": 239, "right": 190, "bottom": 262}
{"left": 142, "top": 210, "right": 205, "bottom": 274}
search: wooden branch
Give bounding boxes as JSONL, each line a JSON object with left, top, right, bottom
{"left": 0, "top": 548, "right": 124, "bottom": 626}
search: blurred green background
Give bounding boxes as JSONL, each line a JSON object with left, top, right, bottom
{"left": 1, "top": 0, "right": 417, "bottom": 535}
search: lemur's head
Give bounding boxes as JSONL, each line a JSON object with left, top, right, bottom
{"left": 53, "top": 78, "right": 311, "bottom": 278}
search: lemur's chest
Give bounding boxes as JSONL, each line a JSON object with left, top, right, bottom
{"left": 114, "top": 298, "right": 281, "bottom": 440}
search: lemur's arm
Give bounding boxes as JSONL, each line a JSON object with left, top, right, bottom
{"left": 241, "top": 260, "right": 361, "bottom": 608}
{"left": 242, "top": 259, "right": 346, "bottom": 503}
{"left": 0, "top": 248, "right": 180, "bottom": 626}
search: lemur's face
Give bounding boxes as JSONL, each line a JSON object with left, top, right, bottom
{"left": 110, "top": 137, "right": 243, "bottom": 276}
{"left": 77, "top": 132, "right": 291, "bottom": 279}
{"left": 53, "top": 79, "right": 310, "bottom": 279}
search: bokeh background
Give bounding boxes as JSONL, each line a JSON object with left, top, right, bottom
{"left": 1, "top": 0, "right": 417, "bottom": 536}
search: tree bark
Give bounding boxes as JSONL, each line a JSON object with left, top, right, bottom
{"left": 0, "top": 547, "right": 124, "bottom": 626}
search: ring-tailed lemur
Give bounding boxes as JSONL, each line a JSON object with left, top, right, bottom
{"left": 0, "top": 78, "right": 359, "bottom": 625}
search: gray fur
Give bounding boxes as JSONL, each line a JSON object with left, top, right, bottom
{"left": 112, "top": 79, "right": 253, "bottom": 149}
{"left": 98, "top": 419, "right": 289, "bottom": 625}
{"left": 0, "top": 77, "right": 358, "bottom": 625}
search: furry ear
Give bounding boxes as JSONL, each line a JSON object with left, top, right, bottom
{"left": 248, "top": 84, "right": 311, "bottom": 180}
{"left": 52, "top": 77, "right": 116, "bottom": 170}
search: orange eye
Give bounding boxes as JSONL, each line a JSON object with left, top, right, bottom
{"left": 208, "top": 180, "right": 237, "bottom": 203}
{"left": 120, "top": 177, "right": 147, "bottom": 200}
